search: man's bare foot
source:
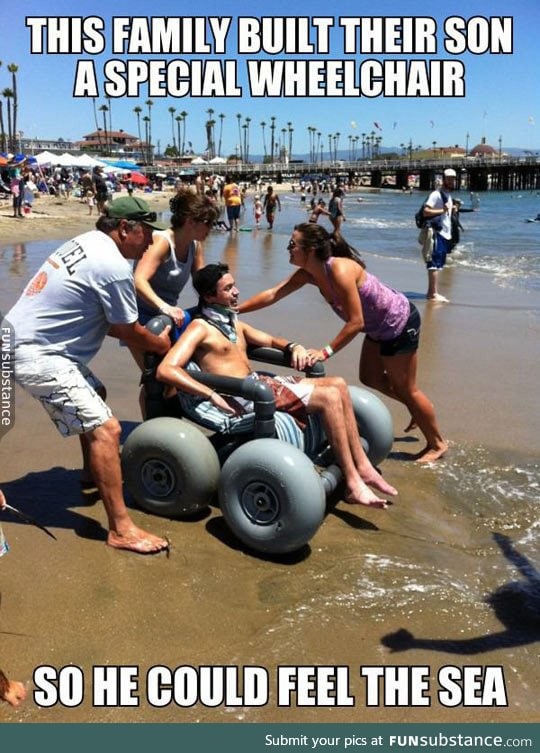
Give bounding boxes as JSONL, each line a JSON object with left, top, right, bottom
{"left": 427, "top": 293, "right": 449, "bottom": 303}
{"left": 4, "top": 680, "right": 27, "bottom": 707}
{"left": 344, "top": 481, "right": 388, "bottom": 509}
{"left": 404, "top": 419, "right": 417, "bottom": 432}
{"left": 107, "top": 526, "right": 169, "bottom": 554}
{"left": 415, "top": 441, "right": 449, "bottom": 463}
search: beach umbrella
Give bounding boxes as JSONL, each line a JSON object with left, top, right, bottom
{"left": 101, "top": 159, "right": 141, "bottom": 170}
{"left": 129, "top": 172, "right": 149, "bottom": 185}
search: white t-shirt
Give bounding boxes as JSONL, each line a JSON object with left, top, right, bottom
{"left": 7, "top": 230, "right": 138, "bottom": 365}
{"left": 426, "top": 189, "right": 453, "bottom": 240}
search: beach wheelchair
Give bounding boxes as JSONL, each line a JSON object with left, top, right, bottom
{"left": 121, "top": 315, "right": 394, "bottom": 554}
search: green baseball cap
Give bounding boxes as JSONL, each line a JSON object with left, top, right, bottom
{"left": 105, "top": 196, "right": 168, "bottom": 230}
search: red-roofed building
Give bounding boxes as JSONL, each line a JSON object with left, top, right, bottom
{"left": 470, "top": 137, "right": 497, "bottom": 158}
{"left": 74, "top": 129, "right": 151, "bottom": 161}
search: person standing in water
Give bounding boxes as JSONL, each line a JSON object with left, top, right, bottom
{"left": 263, "top": 185, "right": 281, "bottom": 229}
{"left": 240, "top": 224, "right": 448, "bottom": 462}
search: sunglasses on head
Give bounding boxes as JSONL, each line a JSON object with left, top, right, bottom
{"left": 127, "top": 211, "right": 157, "bottom": 222}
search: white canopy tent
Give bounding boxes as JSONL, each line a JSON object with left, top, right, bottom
{"left": 72, "top": 154, "right": 108, "bottom": 168}
{"left": 34, "top": 151, "right": 108, "bottom": 169}
{"left": 34, "top": 150, "right": 57, "bottom": 166}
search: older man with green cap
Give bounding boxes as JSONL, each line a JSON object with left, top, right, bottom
{"left": 4, "top": 197, "right": 171, "bottom": 554}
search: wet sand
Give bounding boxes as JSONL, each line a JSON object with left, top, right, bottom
{"left": 1, "top": 193, "right": 539, "bottom": 723}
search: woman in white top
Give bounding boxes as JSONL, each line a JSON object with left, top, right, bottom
{"left": 131, "top": 190, "right": 220, "bottom": 369}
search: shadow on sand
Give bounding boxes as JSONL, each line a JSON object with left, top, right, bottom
{"left": 381, "top": 533, "right": 540, "bottom": 654}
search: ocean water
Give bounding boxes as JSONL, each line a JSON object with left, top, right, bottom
{"left": 1, "top": 191, "right": 539, "bottom": 721}
{"left": 281, "top": 188, "right": 540, "bottom": 294}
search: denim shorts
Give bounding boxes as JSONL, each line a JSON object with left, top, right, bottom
{"left": 367, "top": 303, "right": 421, "bottom": 357}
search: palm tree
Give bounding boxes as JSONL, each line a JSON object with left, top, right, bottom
{"left": 133, "top": 106, "right": 143, "bottom": 160}
{"left": 168, "top": 106, "right": 177, "bottom": 150}
{"left": 145, "top": 99, "right": 154, "bottom": 164}
{"left": 218, "top": 113, "right": 225, "bottom": 157}
{"left": 0, "top": 95, "right": 5, "bottom": 152}
{"left": 370, "top": 130, "right": 376, "bottom": 159}
{"left": 316, "top": 131, "right": 322, "bottom": 164}
{"left": 260, "top": 121, "right": 267, "bottom": 158}
{"left": 105, "top": 95, "right": 113, "bottom": 155}
{"left": 2, "top": 88, "right": 13, "bottom": 151}
{"left": 99, "top": 104, "right": 108, "bottom": 156}
{"left": 180, "top": 110, "right": 188, "bottom": 155}
{"left": 287, "top": 121, "right": 293, "bottom": 162}
{"left": 270, "top": 116, "right": 276, "bottom": 163}
{"left": 206, "top": 108, "right": 215, "bottom": 157}
{"left": 236, "top": 113, "right": 243, "bottom": 161}
{"left": 0, "top": 62, "right": 6, "bottom": 152}
{"left": 280, "top": 128, "right": 287, "bottom": 162}
{"left": 7, "top": 64, "right": 18, "bottom": 153}
{"left": 242, "top": 124, "right": 248, "bottom": 163}
{"left": 244, "top": 117, "right": 251, "bottom": 162}
{"left": 307, "top": 126, "right": 313, "bottom": 162}
{"left": 143, "top": 115, "right": 150, "bottom": 163}
{"left": 175, "top": 115, "right": 182, "bottom": 161}
{"left": 92, "top": 97, "right": 103, "bottom": 152}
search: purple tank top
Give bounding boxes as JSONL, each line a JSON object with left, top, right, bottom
{"left": 324, "top": 259, "right": 410, "bottom": 341}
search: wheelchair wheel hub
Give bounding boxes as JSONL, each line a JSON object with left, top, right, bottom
{"left": 241, "top": 481, "right": 280, "bottom": 525}
{"left": 140, "top": 459, "right": 176, "bottom": 497}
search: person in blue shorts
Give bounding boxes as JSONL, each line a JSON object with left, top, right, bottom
{"left": 422, "top": 168, "right": 456, "bottom": 302}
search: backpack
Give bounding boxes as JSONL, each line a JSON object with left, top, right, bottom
{"left": 414, "top": 190, "right": 448, "bottom": 230}
{"left": 414, "top": 202, "right": 427, "bottom": 228}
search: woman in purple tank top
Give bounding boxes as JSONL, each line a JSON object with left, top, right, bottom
{"left": 240, "top": 223, "right": 447, "bottom": 462}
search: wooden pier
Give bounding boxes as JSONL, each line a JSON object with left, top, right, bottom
{"left": 214, "top": 157, "right": 540, "bottom": 192}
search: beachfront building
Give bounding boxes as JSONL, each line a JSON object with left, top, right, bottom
{"left": 75, "top": 129, "right": 150, "bottom": 162}
{"left": 20, "top": 136, "right": 78, "bottom": 154}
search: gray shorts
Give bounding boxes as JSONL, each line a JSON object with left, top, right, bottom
{"left": 14, "top": 350, "right": 112, "bottom": 436}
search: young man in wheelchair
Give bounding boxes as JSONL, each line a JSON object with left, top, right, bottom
{"left": 156, "top": 263, "right": 397, "bottom": 509}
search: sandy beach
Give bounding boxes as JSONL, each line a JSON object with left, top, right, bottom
{"left": 0, "top": 189, "right": 538, "bottom": 723}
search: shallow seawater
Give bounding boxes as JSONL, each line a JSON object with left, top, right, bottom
{"left": 1, "top": 191, "right": 539, "bottom": 723}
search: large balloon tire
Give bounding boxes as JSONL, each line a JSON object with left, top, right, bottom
{"left": 122, "top": 417, "right": 220, "bottom": 517}
{"left": 348, "top": 385, "right": 394, "bottom": 467}
{"left": 219, "top": 438, "right": 326, "bottom": 554}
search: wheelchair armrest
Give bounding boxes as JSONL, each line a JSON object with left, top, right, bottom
{"left": 247, "top": 346, "right": 326, "bottom": 378}
{"left": 188, "top": 372, "right": 276, "bottom": 439}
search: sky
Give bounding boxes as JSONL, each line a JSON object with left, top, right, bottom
{"left": 2, "top": 0, "right": 539, "bottom": 158}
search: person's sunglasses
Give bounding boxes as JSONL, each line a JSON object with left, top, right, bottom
{"left": 128, "top": 210, "right": 157, "bottom": 222}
